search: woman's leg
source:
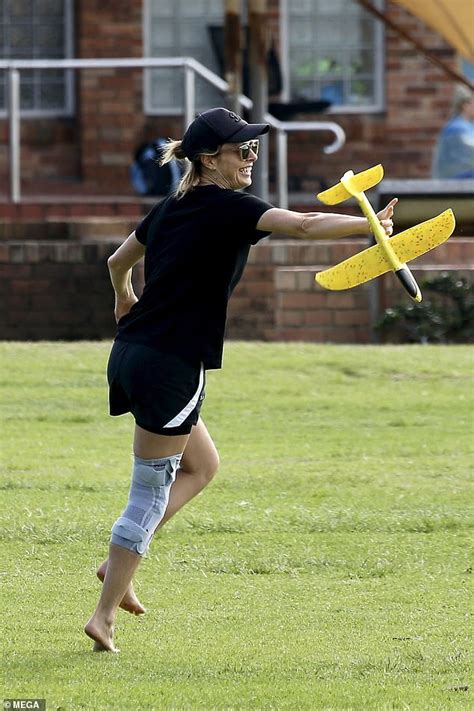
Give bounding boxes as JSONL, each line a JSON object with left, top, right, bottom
{"left": 85, "top": 430, "right": 189, "bottom": 652}
{"left": 155, "top": 417, "right": 219, "bottom": 527}
{"left": 97, "top": 418, "right": 219, "bottom": 616}
{"left": 85, "top": 545, "right": 143, "bottom": 652}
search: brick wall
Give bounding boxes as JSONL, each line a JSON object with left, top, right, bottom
{"left": 0, "top": 241, "right": 117, "bottom": 340}
{"left": 0, "top": 119, "right": 79, "bottom": 188}
{"left": 1, "top": 232, "right": 472, "bottom": 343}
{"left": 0, "top": 1, "right": 461, "bottom": 196}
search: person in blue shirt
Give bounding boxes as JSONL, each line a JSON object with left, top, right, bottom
{"left": 432, "top": 85, "right": 474, "bottom": 179}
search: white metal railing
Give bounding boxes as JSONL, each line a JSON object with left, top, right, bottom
{"left": 0, "top": 57, "right": 345, "bottom": 206}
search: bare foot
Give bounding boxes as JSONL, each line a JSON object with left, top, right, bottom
{"left": 84, "top": 614, "right": 119, "bottom": 653}
{"left": 97, "top": 561, "right": 146, "bottom": 616}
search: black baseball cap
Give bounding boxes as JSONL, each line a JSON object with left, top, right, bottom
{"left": 181, "top": 107, "right": 270, "bottom": 160}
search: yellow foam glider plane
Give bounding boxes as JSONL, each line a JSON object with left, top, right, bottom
{"left": 315, "top": 164, "right": 456, "bottom": 302}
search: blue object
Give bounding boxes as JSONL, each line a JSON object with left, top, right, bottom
{"left": 130, "top": 139, "right": 183, "bottom": 196}
{"left": 432, "top": 116, "right": 474, "bottom": 179}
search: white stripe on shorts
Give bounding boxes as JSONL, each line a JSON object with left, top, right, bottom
{"left": 163, "top": 364, "right": 204, "bottom": 429}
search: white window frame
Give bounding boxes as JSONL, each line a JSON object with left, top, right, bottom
{"left": 0, "top": 0, "right": 75, "bottom": 118}
{"left": 279, "top": 0, "right": 385, "bottom": 114}
{"left": 143, "top": 0, "right": 225, "bottom": 116}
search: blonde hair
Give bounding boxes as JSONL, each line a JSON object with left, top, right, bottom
{"left": 159, "top": 139, "right": 220, "bottom": 198}
{"left": 452, "top": 84, "right": 474, "bottom": 117}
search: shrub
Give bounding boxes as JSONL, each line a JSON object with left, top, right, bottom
{"left": 376, "top": 273, "right": 474, "bottom": 343}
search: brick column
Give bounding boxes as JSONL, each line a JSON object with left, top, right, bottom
{"left": 76, "top": 0, "right": 145, "bottom": 191}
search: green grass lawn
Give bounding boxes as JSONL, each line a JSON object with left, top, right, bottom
{"left": 0, "top": 341, "right": 472, "bottom": 711}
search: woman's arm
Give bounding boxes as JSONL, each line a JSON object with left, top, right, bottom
{"left": 107, "top": 231, "right": 146, "bottom": 323}
{"left": 256, "top": 199, "right": 398, "bottom": 239}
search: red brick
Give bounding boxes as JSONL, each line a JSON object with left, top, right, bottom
{"left": 248, "top": 245, "right": 268, "bottom": 264}
{"left": 0, "top": 205, "right": 20, "bottom": 220}
{"left": 19, "top": 205, "right": 45, "bottom": 220}
{"left": 334, "top": 309, "right": 370, "bottom": 326}
{"left": 321, "top": 326, "right": 359, "bottom": 343}
{"left": 303, "top": 309, "right": 333, "bottom": 326}
{"left": 228, "top": 297, "right": 252, "bottom": 312}
{"left": 10, "top": 279, "right": 33, "bottom": 294}
{"left": 277, "top": 309, "right": 305, "bottom": 327}
{"left": 68, "top": 205, "right": 96, "bottom": 218}
{"left": 278, "top": 291, "right": 326, "bottom": 310}
{"left": 275, "top": 270, "right": 297, "bottom": 290}
{"left": 0, "top": 264, "right": 31, "bottom": 278}
{"left": 248, "top": 281, "right": 273, "bottom": 297}
{"left": 116, "top": 203, "right": 142, "bottom": 217}
{"left": 291, "top": 270, "right": 312, "bottom": 290}
{"left": 31, "top": 294, "right": 56, "bottom": 311}
{"left": 6, "top": 294, "right": 30, "bottom": 310}
{"left": 325, "top": 292, "right": 361, "bottom": 309}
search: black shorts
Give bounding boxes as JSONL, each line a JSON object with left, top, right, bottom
{"left": 107, "top": 340, "right": 205, "bottom": 436}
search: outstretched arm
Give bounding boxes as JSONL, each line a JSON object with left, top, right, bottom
{"left": 107, "top": 232, "right": 146, "bottom": 323}
{"left": 256, "top": 199, "right": 398, "bottom": 239}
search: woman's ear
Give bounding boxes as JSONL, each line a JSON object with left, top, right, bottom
{"left": 200, "top": 154, "right": 216, "bottom": 170}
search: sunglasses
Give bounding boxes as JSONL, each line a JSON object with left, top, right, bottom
{"left": 225, "top": 140, "right": 260, "bottom": 161}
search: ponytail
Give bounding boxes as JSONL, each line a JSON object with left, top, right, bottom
{"left": 159, "top": 139, "right": 187, "bottom": 164}
{"left": 159, "top": 139, "right": 220, "bottom": 199}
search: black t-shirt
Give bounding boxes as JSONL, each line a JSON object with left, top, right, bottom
{"left": 115, "top": 185, "right": 273, "bottom": 369}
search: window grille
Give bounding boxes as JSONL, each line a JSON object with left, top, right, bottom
{"left": 144, "top": 0, "right": 224, "bottom": 115}
{"left": 0, "top": 0, "right": 74, "bottom": 116}
{"left": 281, "top": 0, "right": 384, "bottom": 112}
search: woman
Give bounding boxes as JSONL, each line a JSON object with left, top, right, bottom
{"left": 85, "top": 107, "right": 397, "bottom": 652}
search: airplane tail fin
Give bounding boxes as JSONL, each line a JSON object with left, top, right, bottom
{"left": 317, "top": 164, "right": 384, "bottom": 205}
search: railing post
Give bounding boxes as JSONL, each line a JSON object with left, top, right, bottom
{"left": 8, "top": 68, "right": 21, "bottom": 203}
{"left": 276, "top": 128, "right": 288, "bottom": 209}
{"left": 184, "top": 63, "right": 195, "bottom": 130}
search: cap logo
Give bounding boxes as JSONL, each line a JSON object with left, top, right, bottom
{"left": 228, "top": 112, "right": 242, "bottom": 123}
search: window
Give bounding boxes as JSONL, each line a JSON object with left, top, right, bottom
{"left": 281, "top": 0, "right": 384, "bottom": 112}
{"left": 144, "top": 0, "right": 224, "bottom": 115}
{"left": 0, "top": 0, "right": 74, "bottom": 116}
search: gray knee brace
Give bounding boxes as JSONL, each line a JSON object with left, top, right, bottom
{"left": 111, "top": 453, "right": 182, "bottom": 555}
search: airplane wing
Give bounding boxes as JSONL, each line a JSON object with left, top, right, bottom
{"left": 315, "top": 209, "right": 455, "bottom": 291}
{"left": 315, "top": 241, "right": 391, "bottom": 290}
{"left": 386, "top": 208, "right": 455, "bottom": 263}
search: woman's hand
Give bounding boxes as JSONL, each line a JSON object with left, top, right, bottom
{"left": 376, "top": 197, "right": 398, "bottom": 236}
{"left": 107, "top": 232, "right": 145, "bottom": 322}
{"left": 114, "top": 295, "right": 138, "bottom": 324}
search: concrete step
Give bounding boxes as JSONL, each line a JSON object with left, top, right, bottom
{"left": 0, "top": 217, "right": 141, "bottom": 241}
{"left": 0, "top": 198, "right": 154, "bottom": 226}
